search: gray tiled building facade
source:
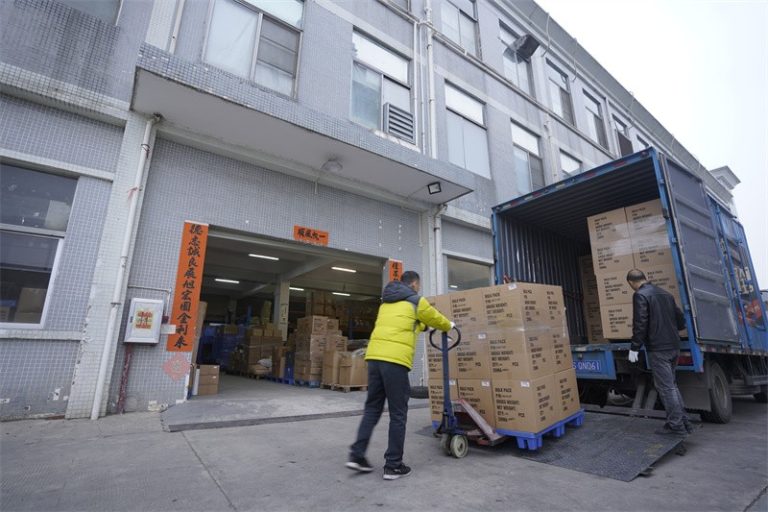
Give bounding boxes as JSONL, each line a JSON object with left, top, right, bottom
{"left": 0, "top": 0, "right": 732, "bottom": 420}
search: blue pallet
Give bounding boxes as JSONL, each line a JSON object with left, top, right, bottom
{"left": 431, "top": 409, "right": 585, "bottom": 452}
{"left": 266, "top": 376, "right": 295, "bottom": 385}
{"left": 294, "top": 379, "right": 320, "bottom": 388}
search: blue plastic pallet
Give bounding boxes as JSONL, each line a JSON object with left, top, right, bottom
{"left": 431, "top": 409, "right": 585, "bottom": 452}
{"left": 294, "top": 379, "right": 320, "bottom": 388}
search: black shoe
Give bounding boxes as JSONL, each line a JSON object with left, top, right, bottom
{"left": 383, "top": 464, "right": 412, "bottom": 480}
{"left": 346, "top": 456, "right": 373, "bottom": 473}
{"left": 683, "top": 421, "right": 696, "bottom": 434}
{"left": 655, "top": 425, "right": 687, "bottom": 437}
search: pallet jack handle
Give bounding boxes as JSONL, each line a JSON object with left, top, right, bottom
{"left": 429, "top": 327, "right": 461, "bottom": 435}
{"left": 428, "top": 326, "right": 461, "bottom": 352}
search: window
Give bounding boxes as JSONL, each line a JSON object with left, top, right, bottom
{"left": 583, "top": 91, "right": 607, "bottom": 148}
{"left": 637, "top": 135, "right": 650, "bottom": 149}
{"left": 546, "top": 62, "right": 574, "bottom": 124}
{"left": 560, "top": 151, "right": 581, "bottom": 176}
{"left": 447, "top": 257, "right": 491, "bottom": 291}
{"left": 58, "top": 0, "right": 119, "bottom": 23}
{"left": 0, "top": 164, "right": 77, "bottom": 325}
{"left": 511, "top": 122, "right": 544, "bottom": 194}
{"left": 445, "top": 84, "right": 491, "bottom": 178}
{"left": 613, "top": 116, "right": 633, "bottom": 156}
{"left": 500, "top": 24, "right": 533, "bottom": 96}
{"left": 204, "top": 0, "right": 303, "bottom": 97}
{"left": 441, "top": 0, "right": 478, "bottom": 56}
{"left": 350, "top": 32, "right": 413, "bottom": 141}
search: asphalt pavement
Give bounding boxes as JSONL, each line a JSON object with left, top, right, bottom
{"left": 1, "top": 394, "right": 766, "bottom": 512}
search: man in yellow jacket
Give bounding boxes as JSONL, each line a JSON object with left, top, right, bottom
{"left": 346, "top": 271, "right": 453, "bottom": 480}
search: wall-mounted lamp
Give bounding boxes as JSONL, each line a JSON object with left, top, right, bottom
{"left": 427, "top": 182, "right": 442, "bottom": 195}
{"left": 321, "top": 159, "right": 343, "bottom": 173}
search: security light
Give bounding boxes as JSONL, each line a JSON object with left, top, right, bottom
{"left": 427, "top": 182, "right": 442, "bottom": 195}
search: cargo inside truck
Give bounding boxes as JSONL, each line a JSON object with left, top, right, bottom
{"left": 192, "top": 229, "right": 385, "bottom": 397}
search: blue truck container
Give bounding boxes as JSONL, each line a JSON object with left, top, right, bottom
{"left": 492, "top": 148, "right": 767, "bottom": 423}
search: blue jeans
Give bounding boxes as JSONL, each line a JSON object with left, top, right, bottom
{"left": 648, "top": 349, "right": 689, "bottom": 430}
{"left": 350, "top": 360, "right": 410, "bottom": 469}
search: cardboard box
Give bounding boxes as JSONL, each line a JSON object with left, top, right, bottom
{"left": 488, "top": 329, "right": 555, "bottom": 381}
{"left": 644, "top": 264, "right": 681, "bottom": 303}
{"left": 584, "top": 299, "right": 607, "bottom": 344}
{"left": 493, "top": 375, "right": 557, "bottom": 433}
{"left": 426, "top": 294, "right": 452, "bottom": 318}
{"left": 197, "top": 364, "right": 220, "bottom": 376}
{"left": 428, "top": 379, "right": 458, "bottom": 423}
{"left": 456, "top": 331, "right": 492, "bottom": 379}
{"left": 297, "top": 315, "right": 328, "bottom": 334}
{"left": 326, "top": 334, "right": 348, "bottom": 352}
{"left": 482, "top": 283, "right": 564, "bottom": 330}
{"left": 322, "top": 350, "right": 342, "bottom": 385}
{"left": 326, "top": 318, "right": 340, "bottom": 331}
{"left": 552, "top": 331, "right": 574, "bottom": 372}
{"left": 427, "top": 341, "right": 459, "bottom": 381}
{"left": 595, "top": 270, "right": 634, "bottom": 305}
{"left": 591, "top": 239, "right": 636, "bottom": 273}
{"left": 450, "top": 289, "right": 487, "bottom": 331}
{"left": 553, "top": 369, "right": 580, "bottom": 421}
{"left": 632, "top": 233, "right": 673, "bottom": 268}
{"left": 626, "top": 199, "right": 665, "bottom": 236}
{"left": 338, "top": 351, "right": 367, "bottom": 386}
{"left": 587, "top": 207, "right": 630, "bottom": 243}
{"left": 600, "top": 304, "right": 634, "bottom": 339}
{"left": 196, "top": 383, "right": 219, "bottom": 396}
{"left": 458, "top": 379, "right": 495, "bottom": 425}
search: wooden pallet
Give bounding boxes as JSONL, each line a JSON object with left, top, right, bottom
{"left": 321, "top": 384, "right": 368, "bottom": 393}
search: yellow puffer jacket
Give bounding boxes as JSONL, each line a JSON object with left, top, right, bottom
{"left": 365, "top": 281, "right": 452, "bottom": 370}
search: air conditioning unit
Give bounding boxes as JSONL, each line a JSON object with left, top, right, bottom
{"left": 512, "top": 34, "right": 540, "bottom": 61}
{"left": 383, "top": 103, "right": 415, "bottom": 144}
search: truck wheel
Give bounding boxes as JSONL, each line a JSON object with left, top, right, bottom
{"left": 700, "top": 361, "right": 732, "bottom": 423}
{"left": 754, "top": 386, "right": 768, "bottom": 404}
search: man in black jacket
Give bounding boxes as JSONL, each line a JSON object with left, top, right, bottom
{"left": 627, "top": 269, "right": 693, "bottom": 436}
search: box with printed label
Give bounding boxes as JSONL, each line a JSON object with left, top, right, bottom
{"left": 644, "top": 264, "right": 681, "bottom": 303}
{"left": 455, "top": 331, "right": 492, "bottom": 380}
{"left": 587, "top": 208, "right": 630, "bottom": 243}
{"left": 322, "top": 350, "right": 342, "bottom": 385}
{"left": 457, "top": 379, "right": 495, "bottom": 426}
{"left": 551, "top": 331, "right": 574, "bottom": 372}
{"left": 482, "top": 283, "right": 564, "bottom": 330}
{"left": 591, "top": 239, "right": 636, "bottom": 273}
{"left": 595, "top": 270, "right": 634, "bottom": 306}
{"left": 427, "top": 339, "right": 459, "bottom": 380}
{"left": 426, "top": 294, "right": 453, "bottom": 319}
{"left": 626, "top": 199, "right": 665, "bottom": 236}
{"left": 449, "top": 289, "right": 487, "bottom": 331}
{"left": 631, "top": 233, "right": 673, "bottom": 268}
{"left": 429, "top": 379, "right": 458, "bottom": 423}
{"left": 493, "top": 375, "right": 557, "bottom": 433}
{"left": 488, "top": 329, "right": 555, "bottom": 381}
{"left": 600, "top": 304, "right": 634, "bottom": 339}
{"left": 553, "top": 369, "right": 580, "bottom": 421}
{"left": 338, "top": 351, "right": 367, "bottom": 386}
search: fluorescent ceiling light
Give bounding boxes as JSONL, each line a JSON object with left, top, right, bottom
{"left": 215, "top": 278, "right": 240, "bottom": 284}
{"left": 249, "top": 253, "right": 279, "bottom": 261}
{"left": 289, "top": 287, "right": 305, "bottom": 291}
{"left": 332, "top": 292, "right": 351, "bottom": 297}
{"left": 449, "top": 285, "right": 458, "bottom": 289}
{"left": 331, "top": 266, "right": 357, "bottom": 273}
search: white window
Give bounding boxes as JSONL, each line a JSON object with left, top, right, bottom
{"left": 0, "top": 164, "right": 76, "bottom": 325}
{"left": 511, "top": 122, "right": 544, "bottom": 194}
{"left": 447, "top": 257, "right": 492, "bottom": 291}
{"left": 583, "top": 91, "right": 607, "bottom": 148}
{"left": 204, "top": 0, "right": 303, "bottom": 97}
{"left": 546, "top": 62, "right": 573, "bottom": 124}
{"left": 560, "top": 151, "right": 581, "bottom": 176}
{"left": 500, "top": 24, "right": 532, "bottom": 96}
{"left": 441, "top": 0, "right": 478, "bottom": 55}
{"left": 445, "top": 84, "right": 490, "bottom": 178}
{"left": 613, "top": 116, "right": 633, "bottom": 156}
{"left": 350, "top": 32, "right": 412, "bottom": 139}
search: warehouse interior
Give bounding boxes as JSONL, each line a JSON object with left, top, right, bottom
{"left": 191, "top": 230, "right": 386, "bottom": 397}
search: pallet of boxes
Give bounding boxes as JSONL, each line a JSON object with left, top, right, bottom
{"left": 230, "top": 323, "right": 283, "bottom": 377}
{"left": 427, "top": 283, "right": 583, "bottom": 450}
{"left": 294, "top": 315, "right": 366, "bottom": 390}
{"left": 584, "top": 199, "right": 684, "bottom": 342}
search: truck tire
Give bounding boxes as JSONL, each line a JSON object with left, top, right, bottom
{"left": 754, "top": 385, "right": 768, "bottom": 404}
{"left": 700, "top": 361, "right": 732, "bottom": 423}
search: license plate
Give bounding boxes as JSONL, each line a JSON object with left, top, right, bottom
{"left": 575, "top": 360, "right": 601, "bottom": 372}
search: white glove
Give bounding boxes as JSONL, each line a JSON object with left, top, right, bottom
{"left": 628, "top": 350, "right": 639, "bottom": 363}
{"left": 449, "top": 321, "right": 456, "bottom": 330}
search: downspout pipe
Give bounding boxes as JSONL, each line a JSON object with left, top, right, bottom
{"left": 168, "top": 0, "right": 187, "bottom": 54}
{"left": 90, "top": 114, "right": 161, "bottom": 420}
{"left": 433, "top": 204, "right": 447, "bottom": 295}
{"left": 424, "top": 0, "right": 438, "bottom": 159}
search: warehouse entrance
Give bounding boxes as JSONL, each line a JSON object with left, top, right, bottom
{"left": 190, "top": 228, "right": 387, "bottom": 398}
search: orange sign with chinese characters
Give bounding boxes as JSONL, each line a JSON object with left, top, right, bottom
{"left": 387, "top": 259, "right": 404, "bottom": 282}
{"left": 167, "top": 222, "right": 209, "bottom": 352}
{"left": 293, "top": 225, "right": 329, "bottom": 246}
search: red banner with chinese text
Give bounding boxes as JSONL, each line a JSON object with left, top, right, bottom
{"left": 293, "top": 225, "right": 329, "bottom": 246}
{"left": 166, "top": 222, "right": 209, "bottom": 352}
{"left": 387, "top": 259, "right": 403, "bottom": 282}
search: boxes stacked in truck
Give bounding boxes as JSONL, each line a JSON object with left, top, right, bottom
{"left": 587, "top": 199, "right": 682, "bottom": 340}
{"left": 426, "top": 283, "right": 579, "bottom": 434}
{"left": 578, "top": 255, "right": 606, "bottom": 343}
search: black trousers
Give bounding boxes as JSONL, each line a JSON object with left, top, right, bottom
{"left": 350, "top": 360, "right": 410, "bottom": 468}
{"left": 648, "top": 349, "right": 689, "bottom": 430}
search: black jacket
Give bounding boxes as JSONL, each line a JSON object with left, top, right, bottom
{"left": 630, "top": 283, "right": 686, "bottom": 352}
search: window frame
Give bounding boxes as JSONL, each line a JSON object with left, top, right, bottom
{"left": 0, "top": 164, "right": 75, "bottom": 329}
{"left": 445, "top": 83, "right": 491, "bottom": 177}
{"left": 202, "top": 0, "right": 304, "bottom": 98}
{"left": 546, "top": 61, "right": 574, "bottom": 125}
{"left": 583, "top": 89, "right": 608, "bottom": 148}
{"left": 612, "top": 115, "right": 634, "bottom": 156}
{"left": 499, "top": 23, "right": 534, "bottom": 97}
{"left": 559, "top": 150, "right": 582, "bottom": 177}
{"left": 441, "top": 0, "right": 479, "bottom": 56}
{"left": 510, "top": 121, "right": 544, "bottom": 194}
{"left": 444, "top": 253, "right": 493, "bottom": 292}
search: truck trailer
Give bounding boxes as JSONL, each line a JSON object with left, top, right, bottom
{"left": 491, "top": 148, "right": 768, "bottom": 423}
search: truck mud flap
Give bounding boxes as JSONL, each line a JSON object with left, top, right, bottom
{"left": 517, "top": 412, "right": 685, "bottom": 481}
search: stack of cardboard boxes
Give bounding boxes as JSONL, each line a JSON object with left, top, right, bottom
{"left": 230, "top": 325, "right": 283, "bottom": 374}
{"left": 194, "top": 364, "right": 220, "bottom": 396}
{"left": 427, "top": 283, "right": 580, "bottom": 434}
{"left": 586, "top": 199, "right": 682, "bottom": 340}
{"left": 306, "top": 291, "right": 337, "bottom": 317}
{"left": 294, "top": 315, "right": 348, "bottom": 382}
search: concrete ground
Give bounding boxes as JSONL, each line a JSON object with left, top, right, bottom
{"left": 1, "top": 389, "right": 766, "bottom": 512}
